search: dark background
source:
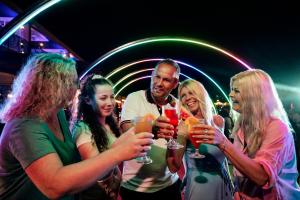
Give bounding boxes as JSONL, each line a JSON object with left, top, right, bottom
{"left": 1, "top": 0, "right": 300, "bottom": 103}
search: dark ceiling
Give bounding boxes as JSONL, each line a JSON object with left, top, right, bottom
{"left": 1, "top": 0, "right": 300, "bottom": 100}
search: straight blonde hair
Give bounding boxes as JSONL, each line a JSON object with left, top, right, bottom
{"left": 178, "top": 79, "right": 215, "bottom": 125}
{"left": 231, "top": 69, "right": 291, "bottom": 157}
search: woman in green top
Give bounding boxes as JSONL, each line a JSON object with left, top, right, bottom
{"left": 0, "top": 53, "right": 153, "bottom": 200}
{"left": 71, "top": 74, "right": 123, "bottom": 200}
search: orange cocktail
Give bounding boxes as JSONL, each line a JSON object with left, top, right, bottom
{"left": 135, "top": 117, "right": 153, "bottom": 133}
{"left": 133, "top": 114, "right": 155, "bottom": 164}
{"left": 186, "top": 117, "right": 206, "bottom": 159}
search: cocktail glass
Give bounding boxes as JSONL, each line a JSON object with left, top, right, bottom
{"left": 189, "top": 118, "right": 206, "bottom": 159}
{"left": 133, "top": 116, "right": 153, "bottom": 164}
{"left": 163, "top": 104, "right": 184, "bottom": 149}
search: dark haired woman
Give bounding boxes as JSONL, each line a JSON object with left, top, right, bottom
{"left": 72, "top": 74, "right": 138, "bottom": 200}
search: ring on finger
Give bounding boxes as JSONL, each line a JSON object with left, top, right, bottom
{"left": 204, "top": 129, "right": 208, "bottom": 134}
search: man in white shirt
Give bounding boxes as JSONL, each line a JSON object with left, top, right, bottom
{"left": 119, "top": 59, "right": 182, "bottom": 200}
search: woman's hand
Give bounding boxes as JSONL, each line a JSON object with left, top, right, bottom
{"left": 189, "top": 124, "right": 226, "bottom": 146}
{"left": 112, "top": 127, "right": 154, "bottom": 161}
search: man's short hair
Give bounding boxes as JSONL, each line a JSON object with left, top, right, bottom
{"left": 155, "top": 58, "right": 180, "bottom": 79}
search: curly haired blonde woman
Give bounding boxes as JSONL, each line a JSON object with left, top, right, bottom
{"left": 0, "top": 53, "right": 153, "bottom": 200}
{"left": 193, "top": 69, "right": 300, "bottom": 199}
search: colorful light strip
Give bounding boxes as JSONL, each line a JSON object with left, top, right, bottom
{"left": 106, "top": 58, "right": 230, "bottom": 102}
{"left": 0, "top": 0, "right": 61, "bottom": 45}
{"left": 81, "top": 37, "right": 253, "bottom": 79}
{"left": 112, "top": 68, "right": 192, "bottom": 89}
{"left": 115, "top": 76, "right": 151, "bottom": 97}
{"left": 106, "top": 58, "right": 161, "bottom": 79}
{"left": 112, "top": 69, "right": 153, "bottom": 88}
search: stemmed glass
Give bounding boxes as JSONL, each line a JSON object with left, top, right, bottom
{"left": 163, "top": 104, "right": 184, "bottom": 149}
{"left": 133, "top": 116, "right": 153, "bottom": 164}
{"left": 189, "top": 118, "right": 206, "bottom": 159}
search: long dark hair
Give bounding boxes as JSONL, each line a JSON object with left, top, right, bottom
{"left": 72, "top": 74, "right": 120, "bottom": 152}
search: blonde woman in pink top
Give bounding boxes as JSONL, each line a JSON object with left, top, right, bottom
{"left": 190, "top": 69, "right": 300, "bottom": 199}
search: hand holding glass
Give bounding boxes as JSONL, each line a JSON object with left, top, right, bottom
{"left": 189, "top": 118, "right": 206, "bottom": 159}
{"left": 133, "top": 116, "right": 153, "bottom": 164}
{"left": 163, "top": 104, "right": 184, "bottom": 149}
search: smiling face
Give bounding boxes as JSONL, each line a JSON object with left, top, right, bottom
{"left": 178, "top": 79, "right": 214, "bottom": 123}
{"left": 180, "top": 86, "right": 200, "bottom": 115}
{"left": 91, "top": 84, "right": 115, "bottom": 118}
{"left": 229, "top": 81, "right": 242, "bottom": 113}
{"left": 150, "top": 63, "right": 178, "bottom": 102}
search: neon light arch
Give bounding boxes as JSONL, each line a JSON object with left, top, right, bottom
{"left": 115, "top": 76, "right": 151, "bottom": 97}
{"left": 112, "top": 69, "right": 152, "bottom": 88}
{"left": 0, "top": 2, "right": 245, "bottom": 100}
{"left": 106, "top": 59, "right": 161, "bottom": 79}
{"left": 0, "top": 0, "right": 61, "bottom": 45}
{"left": 81, "top": 37, "right": 253, "bottom": 79}
{"left": 106, "top": 58, "right": 230, "bottom": 102}
{"left": 0, "top": 2, "right": 294, "bottom": 96}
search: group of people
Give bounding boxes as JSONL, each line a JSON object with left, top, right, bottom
{"left": 0, "top": 53, "right": 299, "bottom": 200}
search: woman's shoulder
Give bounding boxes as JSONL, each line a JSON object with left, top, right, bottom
{"left": 8, "top": 117, "right": 45, "bottom": 131}
{"left": 265, "top": 118, "right": 290, "bottom": 140}
{"left": 268, "top": 118, "right": 288, "bottom": 131}
{"left": 73, "top": 121, "right": 92, "bottom": 136}
{"left": 2, "top": 117, "right": 48, "bottom": 142}
{"left": 74, "top": 120, "right": 88, "bottom": 127}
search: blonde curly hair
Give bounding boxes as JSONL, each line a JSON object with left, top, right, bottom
{"left": 0, "top": 53, "right": 77, "bottom": 122}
